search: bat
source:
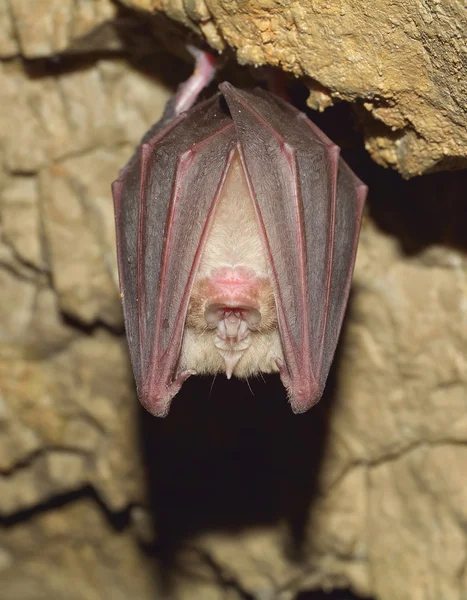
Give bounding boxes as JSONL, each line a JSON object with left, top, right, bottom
{"left": 112, "top": 50, "right": 367, "bottom": 417}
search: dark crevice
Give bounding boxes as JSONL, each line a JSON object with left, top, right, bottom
{"left": 60, "top": 312, "right": 125, "bottom": 336}
{"left": 0, "top": 446, "right": 92, "bottom": 477}
{"left": 19, "top": 8, "right": 199, "bottom": 91}
{"left": 0, "top": 484, "right": 131, "bottom": 532}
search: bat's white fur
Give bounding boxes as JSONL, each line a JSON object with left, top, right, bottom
{"left": 180, "top": 151, "right": 283, "bottom": 378}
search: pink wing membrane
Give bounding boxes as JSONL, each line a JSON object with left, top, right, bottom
{"left": 219, "top": 83, "right": 366, "bottom": 413}
{"left": 113, "top": 94, "right": 237, "bottom": 415}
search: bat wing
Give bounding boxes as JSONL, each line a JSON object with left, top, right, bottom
{"left": 113, "top": 95, "right": 237, "bottom": 416}
{"left": 220, "top": 83, "right": 367, "bottom": 413}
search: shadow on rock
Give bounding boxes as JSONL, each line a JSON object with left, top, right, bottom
{"left": 139, "top": 338, "right": 342, "bottom": 589}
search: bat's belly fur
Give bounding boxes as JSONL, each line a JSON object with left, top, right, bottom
{"left": 180, "top": 151, "right": 284, "bottom": 379}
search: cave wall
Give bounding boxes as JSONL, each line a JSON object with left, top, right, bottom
{"left": 121, "top": 0, "right": 467, "bottom": 178}
{"left": 0, "top": 2, "right": 466, "bottom": 599}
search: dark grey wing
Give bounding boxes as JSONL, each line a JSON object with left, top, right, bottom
{"left": 220, "top": 83, "right": 366, "bottom": 412}
{"left": 113, "top": 95, "right": 237, "bottom": 416}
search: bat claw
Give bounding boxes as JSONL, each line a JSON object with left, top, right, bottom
{"left": 178, "top": 369, "right": 196, "bottom": 380}
{"left": 275, "top": 358, "right": 287, "bottom": 379}
{"left": 139, "top": 370, "right": 197, "bottom": 417}
{"left": 168, "top": 369, "right": 196, "bottom": 395}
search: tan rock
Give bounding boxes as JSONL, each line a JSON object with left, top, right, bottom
{"left": 369, "top": 445, "right": 467, "bottom": 600}
{"left": 0, "top": 0, "right": 19, "bottom": 58}
{"left": 0, "top": 332, "right": 144, "bottom": 515}
{"left": 121, "top": 0, "right": 467, "bottom": 177}
{"left": 0, "top": 8, "right": 466, "bottom": 600}
{"left": 1, "top": 175, "right": 47, "bottom": 271}
{"left": 0, "top": 500, "right": 158, "bottom": 599}
{"left": 4, "top": 0, "right": 117, "bottom": 58}
{"left": 39, "top": 152, "right": 122, "bottom": 327}
{"left": 0, "top": 58, "right": 171, "bottom": 518}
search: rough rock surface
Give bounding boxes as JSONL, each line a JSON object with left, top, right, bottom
{"left": 1, "top": 499, "right": 158, "bottom": 599}
{"left": 122, "top": 0, "right": 467, "bottom": 178}
{"left": 1, "top": 2, "right": 467, "bottom": 600}
{"left": 0, "top": 0, "right": 117, "bottom": 58}
{"left": 0, "top": 55, "right": 173, "bottom": 516}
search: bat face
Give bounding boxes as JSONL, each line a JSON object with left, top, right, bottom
{"left": 112, "top": 82, "right": 367, "bottom": 417}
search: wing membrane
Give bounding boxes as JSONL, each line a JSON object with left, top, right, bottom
{"left": 220, "top": 83, "right": 366, "bottom": 411}
{"left": 113, "top": 95, "right": 237, "bottom": 415}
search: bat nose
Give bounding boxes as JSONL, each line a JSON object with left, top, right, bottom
{"left": 204, "top": 303, "right": 261, "bottom": 332}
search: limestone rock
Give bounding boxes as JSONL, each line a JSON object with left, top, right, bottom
{"left": 121, "top": 0, "right": 467, "bottom": 178}
{"left": 0, "top": 0, "right": 117, "bottom": 58}
{"left": 1, "top": 4, "right": 466, "bottom": 600}
{"left": 0, "top": 57, "right": 172, "bottom": 518}
{"left": 0, "top": 499, "right": 158, "bottom": 599}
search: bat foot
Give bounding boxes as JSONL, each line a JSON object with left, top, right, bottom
{"left": 174, "top": 47, "right": 217, "bottom": 116}
{"left": 275, "top": 357, "right": 293, "bottom": 394}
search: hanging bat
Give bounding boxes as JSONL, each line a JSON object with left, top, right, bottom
{"left": 112, "top": 50, "right": 367, "bottom": 417}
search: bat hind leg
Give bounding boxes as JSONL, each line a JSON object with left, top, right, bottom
{"left": 174, "top": 46, "right": 217, "bottom": 116}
